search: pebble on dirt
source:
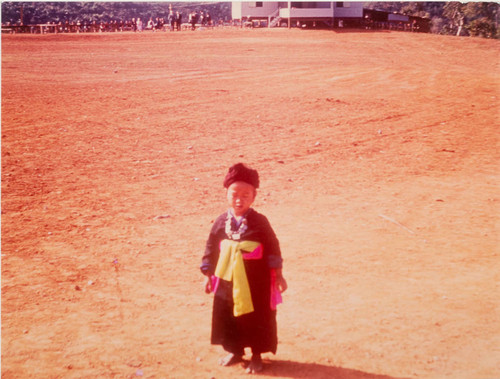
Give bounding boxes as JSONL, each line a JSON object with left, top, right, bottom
{"left": 153, "top": 214, "right": 170, "bottom": 220}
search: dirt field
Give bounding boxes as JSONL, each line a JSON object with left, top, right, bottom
{"left": 2, "top": 28, "right": 499, "bottom": 379}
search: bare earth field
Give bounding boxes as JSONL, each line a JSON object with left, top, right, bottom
{"left": 1, "top": 28, "right": 499, "bottom": 379}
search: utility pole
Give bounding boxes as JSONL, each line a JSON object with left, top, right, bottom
{"left": 288, "top": 1, "right": 291, "bottom": 29}
{"left": 332, "top": 1, "right": 334, "bottom": 29}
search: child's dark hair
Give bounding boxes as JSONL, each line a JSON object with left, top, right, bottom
{"left": 223, "top": 163, "right": 260, "bottom": 189}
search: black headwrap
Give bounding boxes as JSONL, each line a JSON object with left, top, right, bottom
{"left": 223, "top": 163, "right": 260, "bottom": 189}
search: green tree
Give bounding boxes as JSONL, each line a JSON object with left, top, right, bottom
{"left": 400, "top": 2, "right": 430, "bottom": 18}
{"left": 467, "top": 17, "right": 497, "bottom": 38}
{"left": 443, "top": 2, "right": 466, "bottom": 36}
{"left": 464, "top": 2, "right": 498, "bottom": 38}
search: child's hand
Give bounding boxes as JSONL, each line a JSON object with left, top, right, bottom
{"left": 204, "top": 275, "right": 213, "bottom": 294}
{"left": 272, "top": 269, "right": 288, "bottom": 293}
{"left": 276, "top": 276, "right": 288, "bottom": 293}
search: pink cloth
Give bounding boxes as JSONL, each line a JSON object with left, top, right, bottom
{"left": 211, "top": 275, "right": 220, "bottom": 294}
{"left": 270, "top": 269, "right": 283, "bottom": 310}
{"left": 241, "top": 243, "right": 263, "bottom": 260}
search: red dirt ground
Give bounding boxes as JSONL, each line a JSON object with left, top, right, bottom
{"left": 1, "top": 28, "right": 499, "bottom": 379}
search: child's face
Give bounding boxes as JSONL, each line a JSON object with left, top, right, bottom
{"left": 226, "top": 181, "right": 256, "bottom": 217}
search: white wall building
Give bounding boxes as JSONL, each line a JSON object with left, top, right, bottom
{"left": 232, "top": 2, "right": 364, "bottom": 27}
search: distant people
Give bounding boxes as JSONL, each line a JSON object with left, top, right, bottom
{"left": 168, "top": 10, "right": 175, "bottom": 31}
{"left": 175, "top": 11, "right": 182, "bottom": 31}
{"left": 192, "top": 11, "right": 199, "bottom": 30}
{"left": 189, "top": 12, "right": 196, "bottom": 30}
{"left": 132, "top": 18, "right": 137, "bottom": 32}
{"left": 155, "top": 17, "right": 162, "bottom": 31}
{"left": 147, "top": 17, "right": 155, "bottom": 31}
{"left": 137, "top": 18, "right": 143, "bottom": 32}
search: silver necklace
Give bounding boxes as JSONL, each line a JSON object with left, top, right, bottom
{"left": 225, "top": 211, "right": 248, "bottom": 240}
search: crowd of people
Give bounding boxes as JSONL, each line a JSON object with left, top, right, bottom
{"left": 1, "top": 9, "right": 230, "bottom": 34}
{"left": 2, "top": 8, "right": 430, "bottom": 34}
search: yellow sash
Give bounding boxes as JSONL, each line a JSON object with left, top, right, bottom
{"left": 215, "top": 239, "right": 261, "bottom": 317}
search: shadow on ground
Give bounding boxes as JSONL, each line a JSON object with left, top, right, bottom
{"left": 263, "top": 360, "right": 407, "bottom": 379}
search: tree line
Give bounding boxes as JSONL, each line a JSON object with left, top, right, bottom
{"left": 365, "top": 2, "right": 498, "bottom": 38}
{"left": 2, "top": 2, "right": 499, "bottom": 38}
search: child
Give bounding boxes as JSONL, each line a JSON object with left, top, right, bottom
{"left": 200, "top": 163, "right": 287, "bottom": 374}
